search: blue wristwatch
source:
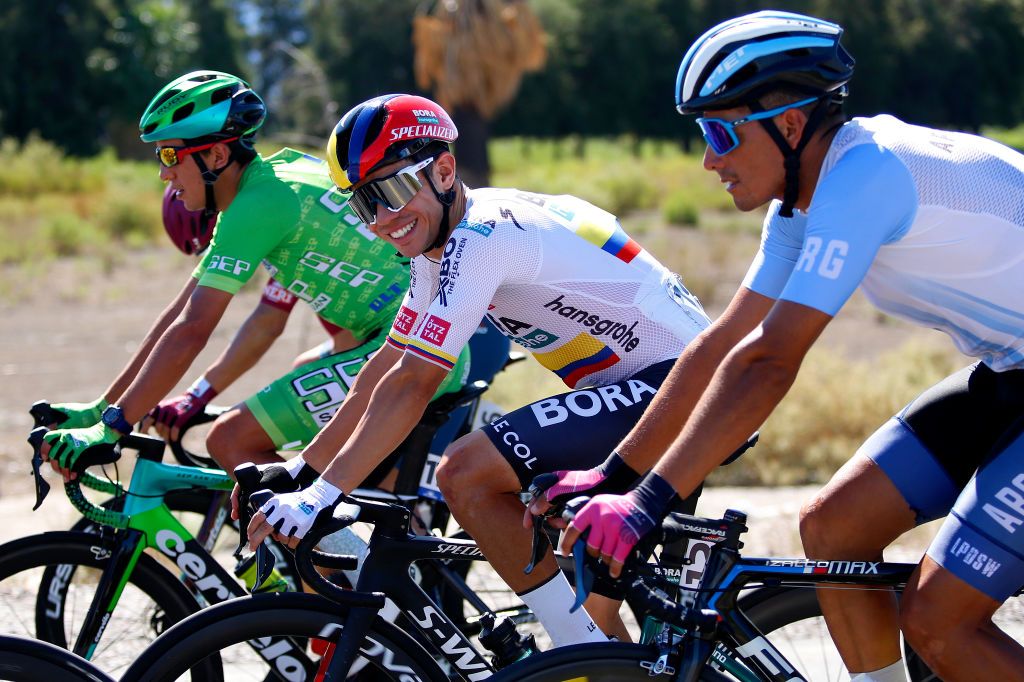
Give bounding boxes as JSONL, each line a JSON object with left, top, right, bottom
{"left": 100, "top": 405, "right": 133, "bottom": 435}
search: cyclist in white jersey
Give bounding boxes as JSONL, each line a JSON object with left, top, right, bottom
{"left": 244, "top": 93, "right": 711, "bottom": 645}
{"left": 540, "top": 11, "right": 1024, "bottom": 682}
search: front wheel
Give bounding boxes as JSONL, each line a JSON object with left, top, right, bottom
{"left": 120, "top": 592, "right": 450, "bottom": 682}
{"left": 0, "top": 531, "right": 220, "bottom": 681}
{"left": 0, "top": 634, "right": 114, "bottom": 682}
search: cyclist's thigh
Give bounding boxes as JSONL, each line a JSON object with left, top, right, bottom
{"left": 481, "top": 359, "right": 675, "bottom": 488}
{"left": 926, "top": 425, "right": 1024, "bottom": 602}
{"left": 206, "top": 404, "right": 277, "bottom": 465}
{"left": 863, "top": 363, "right": 1024, "bottom": 525}
{"left": 245, "top": 330, "right": 389, "bottom": 450}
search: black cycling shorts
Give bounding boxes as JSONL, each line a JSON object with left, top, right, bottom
{"left": 482, "top": 359, "right": 676, "bottom": 488}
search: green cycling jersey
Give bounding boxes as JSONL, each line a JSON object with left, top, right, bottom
{"left": 193, "top": 148, "right": 407, "bottom": 338}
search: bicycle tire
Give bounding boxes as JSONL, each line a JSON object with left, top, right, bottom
{"left": 0, "top": 634, "right": 114, "bottom": 682}
{"left": 120, "top": 592, "right": 450, "bottom": 682}
{"left": 484, "top": 586, "right": 866, "bottom": 682}
{"left": 0, "top": 531, "right": 221, "bottom": 681}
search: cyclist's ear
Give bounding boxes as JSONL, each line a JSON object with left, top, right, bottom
{"left": 433, "top": 151, "right": 457, "bottom": 191}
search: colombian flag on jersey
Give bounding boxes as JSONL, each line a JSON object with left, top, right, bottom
{"left": 574, "top": 220, "right": 642, "bottom": 264}
{"left": 533, "top": 332, "right": 621, "bottom": 388}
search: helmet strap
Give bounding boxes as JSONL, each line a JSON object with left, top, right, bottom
{"left": 751, "top": 98, "right": 830, "bottom": 218}
{"left": 424, "top": 172, "right": 461, "bottom": 251}
{"left": 191, "top": 150, "right": 235, "bottom": 215}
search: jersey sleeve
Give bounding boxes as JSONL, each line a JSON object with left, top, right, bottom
{"left": 741, "top": 203, "right": 807, "bottom": 300}
{"left": 746, "top": 144, "right": 917, "bottom": 315}
{"left": 191, "top": 181, "right": 300, "bottom": 294}
{"left": 388, "top": 224, "right": 524, "bottom": 371}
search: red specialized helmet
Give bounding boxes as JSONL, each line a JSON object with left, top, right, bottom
{"left": 325, "top": 94, "right": 458, "bottom": 190}
{"left": 161, "top": 184, "right": 217, "bottom": 255}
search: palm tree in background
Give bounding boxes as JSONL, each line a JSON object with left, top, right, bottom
{"left": 413, "top": 0, "right": 546, "bottom": 187}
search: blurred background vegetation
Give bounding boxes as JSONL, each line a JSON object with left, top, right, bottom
{"left": 0, "top": 0, "right": 1017, "bottom": 483}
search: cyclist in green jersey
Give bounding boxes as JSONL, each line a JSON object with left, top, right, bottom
{"left": 41, "top": 70, "right": 465, "bottom": 479}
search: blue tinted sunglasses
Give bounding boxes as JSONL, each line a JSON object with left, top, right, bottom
{"left": 696, "top": 96, "right": 820, "bottom": 156}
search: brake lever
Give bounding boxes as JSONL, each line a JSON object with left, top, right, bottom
{"left": 27, "top": 427, "right": 51, "bottom": 510}
{"left": 569, "top": 535, "right": 594, "bottom": 613}
{"left": 523, "top": 514, "right": 549, "bottom": 575}
{"left": 246, "top": 489, "right": 279, "bottom": 591}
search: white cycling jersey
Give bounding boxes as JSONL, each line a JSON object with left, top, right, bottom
{"left": 387, "top": 188, "right": 711, "bottom": 388}
{"left": 744, "top": 114, "right": 1024, "bottom": 370}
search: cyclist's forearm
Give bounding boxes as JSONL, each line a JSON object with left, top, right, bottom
{"left": 101, "top": 278, "right": 196, "bottom": 401}
{"left": 203, "top": 307, "right": 287, "bottom": 392}
{"left": 320, "top": 366, "right": 443, "bottom": 492}
{"left": 300, "top": 343, "right": 400, "bottom": 472}
{"left": 116, "top": 318, "right": 217, "bottom": 423}
{"left": 653, "top": 337, "right": 801, "bottom": 498}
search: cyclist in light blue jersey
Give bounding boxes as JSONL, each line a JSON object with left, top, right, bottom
{"left": 542, "top": 11, "right": 1024, "bottom": 682}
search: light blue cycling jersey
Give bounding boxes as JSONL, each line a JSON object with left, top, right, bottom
{"left": 743, "top": 115, "right": 1024, "bottom": 370}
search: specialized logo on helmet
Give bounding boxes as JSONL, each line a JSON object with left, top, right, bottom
{"left": 389, "top": 124, "right": 457, "bottom": 144}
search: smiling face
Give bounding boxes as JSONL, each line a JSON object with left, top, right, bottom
{"left": 352, "top": 152, "right": 457, "bottom": 258}
{"left": 700, "top": 105, "right": 789, "bottom": 212}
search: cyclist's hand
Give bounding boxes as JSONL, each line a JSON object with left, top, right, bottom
{"left": 144, "top": 391, "right": 212, "bottom": 441}
{"left": 523, "top": 452, "right": 641, "bottom": 529}
{"left": 247, "top": 478, "right": 343, "bottom": 550}
{"left": 560, "top": 472, "right": 676, "bottom": 578}
{"left": 41, "top": 423, "right": 120, "bottom": 482}
{"left": 230, "top": 457, "right": 316, "bottom": 521}
{"left": 46, "top": 398, "right": 108, "bottom": 429}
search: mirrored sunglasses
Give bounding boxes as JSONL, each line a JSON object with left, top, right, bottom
{"left": 696, "top": 96, "right": 819, "bottom": 156}
{"left": 155, "top": 136, "right": 239, "bottom": 168}
{"left": 348, "top": 157, "right": 434, "bottom": 225}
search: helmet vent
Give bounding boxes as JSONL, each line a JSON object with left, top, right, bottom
{"left": 171, "top": 102, "right": 195, "bottom": 123}
{"left": 211, "top": 86, "right": 233, "bottom": 105}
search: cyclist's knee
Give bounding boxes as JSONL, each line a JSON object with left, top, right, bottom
{"left": 437, "top": 432, "right": 515, "bottom": 505}
{"left": 798, "top": 493, "right": 843, "bottom": 555}
{"left": 205, "top": 418, "right": 237, "bottom": 469}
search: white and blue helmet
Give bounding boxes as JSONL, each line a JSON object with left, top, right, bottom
{"left": 675, "top": 11, "right": 854, "bottom": 115}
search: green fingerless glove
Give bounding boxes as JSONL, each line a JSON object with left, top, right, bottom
{"left": 50, "top": 397, "right": 109, "bottom": 429}
{"left": 44, "top": 423, "right": 120, "bottom": 471}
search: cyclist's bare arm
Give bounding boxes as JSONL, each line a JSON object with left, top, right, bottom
{"left": 292, "top": 328, "right": 362, "bottom": 369}
{"left": 299, "top": 341, "right": 405, "bottom": 472}
{"left": 115, "top": 284, "right": 234, "bottom": 423}
{"left": 201, "top": 301, "right": 293, "bottom": 393}
{"left": 615, "top": 286, "right": 776, "bottom": 472}
{"left": 317, "top": 351, "right": 448, "bottom": 493}
{"left": 653, "top": 299, "right": 832, "bottom": 498}
{"left": 99, "top": 276, "right": 198, "bottom": 402}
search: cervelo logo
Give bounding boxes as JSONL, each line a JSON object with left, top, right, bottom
{"left": 795, "top": 237, "right": 848, "bottom": 280}
{"left": 531, "top": 380, "right": 657, "bottom": 427}
{"left": 389, "top": 124, "right": 456, "bottom": 143}
{"left": 420, "top": 315, "right": 451, "bottom": 345}
{"left": 209, "top": 254, "right": 252, "bottom": 277}
{"left": 395, "top": 306, "right": 418, "bottom": 335}
{"left": 155, "top": 529, "right": 233, "bottom": 602}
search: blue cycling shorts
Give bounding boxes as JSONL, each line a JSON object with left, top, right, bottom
{"left": 861, "top": 362, "right": 1024, "bottom": 600}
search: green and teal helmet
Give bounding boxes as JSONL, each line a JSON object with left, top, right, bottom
{"left": 139, "top": 70, "right": 266, "bottom": 144}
